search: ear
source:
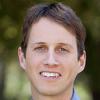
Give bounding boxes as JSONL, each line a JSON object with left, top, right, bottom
{"left": 18, "top": 47, "right": 26, "bottom": 70}
{"left": 78, "top": 50, "right": 86, "bottom": 73}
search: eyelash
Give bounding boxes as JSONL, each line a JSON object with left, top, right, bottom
{"left": 34, "top": 46, "right": 47, "bottom": 52}
{"left": 60, "top": 48, "right": 67, "bottom": 51}
{"left": 34, "top": 46, "right": 69, "bottom": 54}
{"left": 56, "top": 48, "right": 69, "bottom": 53}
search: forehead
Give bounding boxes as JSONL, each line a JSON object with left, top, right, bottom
{"left": 28, "top": 17, "right": 77, "bottom": 47}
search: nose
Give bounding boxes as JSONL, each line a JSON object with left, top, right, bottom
{"left": 43, "top": 48, "right": 59, "bottom": 66}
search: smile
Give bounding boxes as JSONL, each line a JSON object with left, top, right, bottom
{"left": 40, "top": 71, "right": 61, "bottom": 78}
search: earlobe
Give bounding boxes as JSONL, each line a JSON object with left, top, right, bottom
{"left": 78, "top": 50, "right": 86, "bottom": 73}
{"left": 18, "top": 47, "right": 26, "bottom": 70}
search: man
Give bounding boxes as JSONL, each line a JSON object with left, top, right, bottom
{"left": 18, "top": 2, "right": 86, "bottom": 100}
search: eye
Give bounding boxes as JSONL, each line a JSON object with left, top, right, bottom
{"left": 56, "top": 47, "right": 69, "bottom": 54}
{"left": 59, "top": 48, "right": 67, "bottom": 52}
{"left": 34, "top": 46, "right": 47, "bottom": 53}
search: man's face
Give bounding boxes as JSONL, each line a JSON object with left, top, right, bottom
{"left": 18, "top": 18, "right": 86, "bottom": 96}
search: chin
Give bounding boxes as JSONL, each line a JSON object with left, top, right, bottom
{"left": 39, "top": 89, "right": 61, "bottom": 96}
{"left": 35, "top": 85, "right": 67, "bottom": 96}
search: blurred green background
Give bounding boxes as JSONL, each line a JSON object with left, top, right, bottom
{"left": 0, "top": 0, "right": 100, "bottom": 100}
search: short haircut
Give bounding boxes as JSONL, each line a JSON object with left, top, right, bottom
{"left": 21, "top": 2, "right": 86, "bottom": 58}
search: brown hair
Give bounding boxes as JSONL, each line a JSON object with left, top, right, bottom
{"left": 21, "top": 3, "right": 86, "bottom": 57}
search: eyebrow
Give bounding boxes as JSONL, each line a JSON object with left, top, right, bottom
{"left": 57, "top": 43, "right": 73, "bottom": 49}
{"left": 31, "top": 42, "right": 73, "bottom": 48}
{"left": 31, "top": 42, "right": 46, "bottom": 45}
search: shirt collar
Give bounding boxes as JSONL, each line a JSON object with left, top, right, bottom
{"left": 71, "top": 89, "right": 80, "bottom": 100}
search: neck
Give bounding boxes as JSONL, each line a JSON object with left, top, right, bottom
{"left": 31, "top": 86, "right": 73, "bottom": 100}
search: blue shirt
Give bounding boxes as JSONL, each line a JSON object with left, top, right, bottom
{"left": 71, "top": 89, "right": 80, "bottom": 100}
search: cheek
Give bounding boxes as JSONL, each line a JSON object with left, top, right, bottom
{"left": 25, "top": 55, "right": 40, "bottom": 80}
{"left": 62, "top": 59, "right": 79, "bottom": 83}
{"left": 26, "top": 52, "right": 44, "bottom": 71}
{"left": 59, "top": 54, "right": 78, "bottom": 64}
{"left": 60, "top": 55, "right": 79, "bottom": 73}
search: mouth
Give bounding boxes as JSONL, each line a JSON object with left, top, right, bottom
{"left": 39, "top": 71, "right": 61, "bottom": 79}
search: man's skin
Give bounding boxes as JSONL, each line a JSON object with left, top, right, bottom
{"left": 18, "top": 17, "right": 86, "bottom": 100}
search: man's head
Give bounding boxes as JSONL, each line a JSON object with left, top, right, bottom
{"left": 21, "top": 3, "right": 86, "bottom": 58}
{"left": 18, "top": 2, "right": 86, "bottom": 99}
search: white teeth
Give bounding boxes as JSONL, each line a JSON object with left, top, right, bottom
{"left": 40, "top": 72, "right": 61, "bottom": 77}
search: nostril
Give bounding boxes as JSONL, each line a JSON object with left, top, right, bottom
{"left": 43, "top": 59, "right": 59, "bottom": 66}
